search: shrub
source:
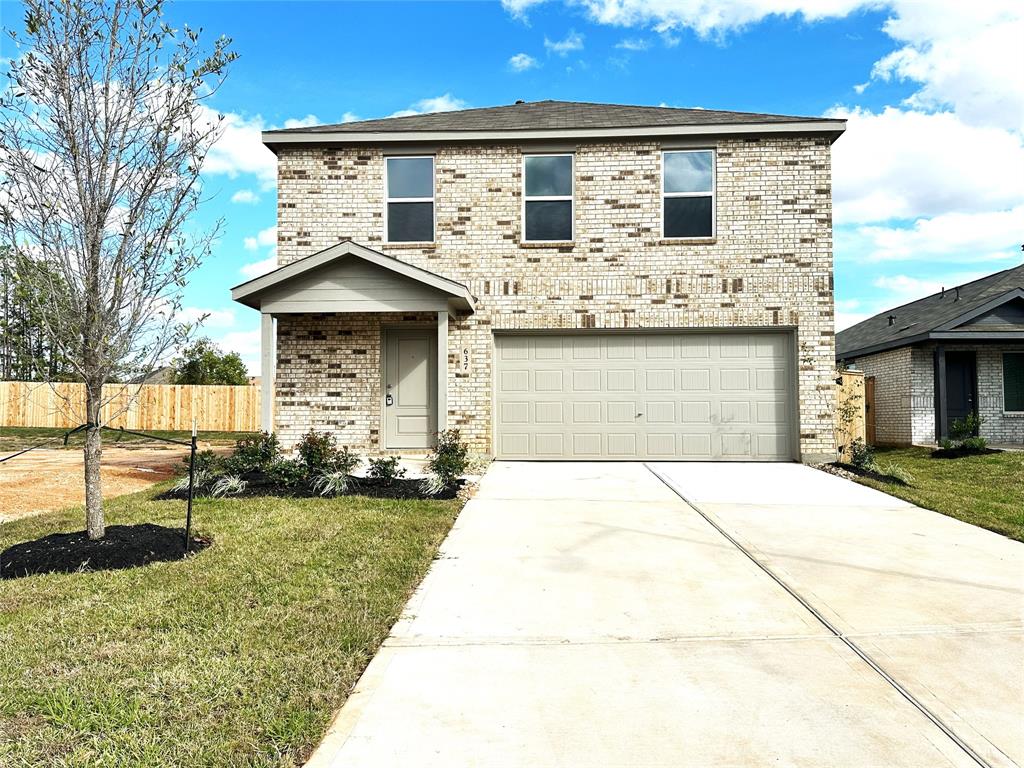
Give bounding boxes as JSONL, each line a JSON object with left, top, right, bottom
{"left": 264, "top": 458, "right": 306, "bottom": 487}
{"left": 960, "top": 435, "right": 988, "bottom": 452}
{"left": 848, "top": 439, "right": 878, "bottom": 472}
{"left": 949, "top": 413, "right": 982, "bottom": 442}
{"left": 210, "top": 475, "right": 247, "bottom": 498}
{"left": 181, "top": 448, "right": 221, "bottom": 475}
{"left": 367, "top": 455, "right": 405, "bottom": 486}
{"left": 226, "top": 432, "right": 280, "bottom": 473}
{"left": 938, "top": 437, "right": 954, "bottom": 450}
{"left": 312, "top": 471, "right": 352, "bottom": 497}
{"left": 297, "top": 429, "right": 339, "bottom": 476}
{"left": 425, "top": 429, "right": 469, "bottom": 489}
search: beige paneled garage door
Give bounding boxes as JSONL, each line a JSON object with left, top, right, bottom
{"left": 494, "top": 332, "right": 795, "bottom": 460}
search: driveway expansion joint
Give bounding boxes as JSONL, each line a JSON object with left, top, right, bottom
{"left": 644, "top": 462, "right": 996, "bottom": 768}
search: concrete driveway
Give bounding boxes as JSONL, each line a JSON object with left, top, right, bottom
{"left": 309, "top": 462, "right": 1023, "bottom": 768}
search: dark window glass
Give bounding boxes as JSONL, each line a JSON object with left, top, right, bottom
{"left": 1004, "top": 353, "right": 1024, "bottom": 411}
{"left": 387, "top": 157, "right": 433, "bottom": 198}
{"left": 387, "top": 202, "right": 433, "bottom": 242}
{"left": 525, "top": 200, "right": 572, "bottom": 241}
{"left": 664, "top": 151, "right": 713, "bottom": 193}
{"left": 525, "top": 155, "right": 572, "bottom": 197}
{"left": 664, "top": 196, "right": 712, "bottom": 238}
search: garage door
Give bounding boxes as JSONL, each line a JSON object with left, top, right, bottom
{"left": 494, "top": 332, "right": 795, "bottom": 460}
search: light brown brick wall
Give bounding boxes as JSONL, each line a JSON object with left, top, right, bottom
{"left": 273, "top": 136, "right": 837, "bottom": 459}
{"left": 853, "top": 347, "right": 914, "bottom": 445}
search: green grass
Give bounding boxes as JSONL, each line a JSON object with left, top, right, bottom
{"left": 0, "top": 427, "right": 254, "bottom": 451}
{"left": 0, "top": 487, "right": 461, "bottom": 767}
{"left": 852, "top": 446, "right": 1024, "bottom": 542}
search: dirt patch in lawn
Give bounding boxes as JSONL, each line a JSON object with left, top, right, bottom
{"left": 0, "top": 523, "right": 211, "bottom": 579}
{"left": 0, "top": 446, "right": 189, "bottom": 522}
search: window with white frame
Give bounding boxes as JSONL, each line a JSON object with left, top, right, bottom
{"left": 523, "top": 154, "right": 573, "bottom": 242}
{"left": 1004, "top": 352, "right": 1024, "bottom": 412}
{"left": 386, "top": 156, "right": 434, "bottom": 242}
{"left": 662, "top": 149, "right": 715, "bottom": 239}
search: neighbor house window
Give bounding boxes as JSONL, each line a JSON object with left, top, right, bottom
{"left": 1004, "top": 353, "right": 1024, "bottom": 412}
{"left": 386, "top": 156, "right": 434, "bottom": 242}
{"left": 663, "top": 149, "right": 715, "bottom": 238}
{"left": 523, "top": 154, "right": 573, "bottom": 242}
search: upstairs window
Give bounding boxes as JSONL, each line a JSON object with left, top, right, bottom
{"left": 386, "top": 156, "right": 434, "bottom": 242}
{"left": 663, "top": 149, "right": 715, "bottom": 239}
{"left": 1004, "top": 353, "right": 1024, "bottom": 412}
{"left": 524, "top": 154, "right": 573, "bottom": 242}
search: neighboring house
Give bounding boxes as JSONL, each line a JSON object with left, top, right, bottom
{"left": 836, "top": 265, "right": 1024, "bottom": 446}
{"left": 232, "top": 100, "right": 845, "bottom": 462}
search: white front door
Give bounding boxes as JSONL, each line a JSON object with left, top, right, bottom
{"left": 384, "top": 329, "right": 437, "bottom": 449}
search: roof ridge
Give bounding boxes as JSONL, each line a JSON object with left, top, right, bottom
{"left": 867, "top": 264, "right": 1021, "bottom": 319}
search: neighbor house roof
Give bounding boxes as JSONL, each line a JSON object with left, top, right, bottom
{"left": 836, "top": 264, "right": 1024, "bottom": 359}
{"left": 263, "top": 100, "right": 846, "bottom": 149}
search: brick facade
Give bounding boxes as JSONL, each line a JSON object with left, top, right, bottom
{"left": 852, "top": 343, "right": 1024, "bottom": 446}
{"left": 271, "top": 136, "right": 838, "bottom": 460}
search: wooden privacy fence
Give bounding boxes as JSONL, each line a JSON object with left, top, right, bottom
{"left": 0, "top": 382, "right": 261, "bottom": 432}
{"left": 835, "top": 370, "right": 867, "bottom": 460}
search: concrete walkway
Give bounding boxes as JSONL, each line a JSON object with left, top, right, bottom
{"left": 308, "top": 462, "right": 1023, "bottom": 768}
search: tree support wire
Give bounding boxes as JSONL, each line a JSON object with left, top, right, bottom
{"left": 0, "top": 422, "right": 201, "bottom": 552}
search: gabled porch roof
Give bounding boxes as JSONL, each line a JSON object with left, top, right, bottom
{"left": 231, "top": 240, "right": 475, "bottom": 316}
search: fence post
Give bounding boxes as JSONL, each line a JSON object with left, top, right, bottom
{"left": 184, "top": 419, "right": 197, "bottom": 552}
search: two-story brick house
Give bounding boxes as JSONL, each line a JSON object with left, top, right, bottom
{"left": 231, "top": 100, "right": 845, "bottom": 462}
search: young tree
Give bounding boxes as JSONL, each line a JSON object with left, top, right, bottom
{"left": 172, "top": 337, "right": 249, "bottom": 385}
{"left": 0, "top": 0, "right": 236, "bottom": 539}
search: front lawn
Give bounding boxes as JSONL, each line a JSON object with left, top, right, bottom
{"left": 851, "top": 446, "right": 1024, "bottom": 542}
{"left": 0, "top": 487, "right": 460, "bottom": 766}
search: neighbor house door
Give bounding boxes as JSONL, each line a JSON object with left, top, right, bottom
{"left": 944, "top": 351, "right": 977, "bottom": 435}
{"left": 383, "top": 328, "right": 437, "bottom": 449}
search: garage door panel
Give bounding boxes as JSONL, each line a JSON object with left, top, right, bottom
{"left": 494, "top": 332, "right": 794, "bottom": 460}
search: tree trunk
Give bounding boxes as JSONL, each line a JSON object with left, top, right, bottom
{"left": 84, "top": 382, "right": 104, "bottom": 540}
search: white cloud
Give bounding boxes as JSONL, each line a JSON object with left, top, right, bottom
{"left": 199, "top": 107, "right": 277, "bottom": 188}
{"left": 230, "top": 189, "right": 259, "bottom": 205}
{"left": 243, "top": 225, "right": 277, "bottom": 252}
{"left": 857, "top": 205, "right": 1024, "bottom": 263}
{"left": 389, "top": 93, "right": 468, "bottom": 118}
{"left": 544, "top": 30, "right": 584, "bottom": 56}
{"left": 615, "top": 37, "right": 650, "bottom": 51}
{"left": 239, "top": 254, "right": 277, "bottom": 279}
{"left": 340, "top": 111, "right": 361, "bottom": 123}
{"left": 830, "top": 107, "right": 1024, "bottom": 224}
{"left": 212, "top": 329, "right": 261, "bottom": 374}
{"left": 508, "top": 53, "right": 540, "bottom": 71}
{"left": 282, "top": 114, "right": 320, "bottom": 129}
{"left": 872, "top": 0, "right": 1023, "bottom": 132}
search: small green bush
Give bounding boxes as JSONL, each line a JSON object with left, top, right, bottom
{"left": 226, "top": 432, "right": 280, "bottom": 473}
{"left": 848, "top": 438, "right": 877, "bottom": 472}
{"left": 367, "top": 456, "right": 405, "bottom": 486}
{"left": 425, "top": 428, "right": 469, "bottom": 489}
{"left": 960, "top": 435, "right": 988, "bottom": 452}
{"left": 296, "top": 429, "right": 338, "bottom": 476}
{"left": 264, "top": 458, "right": 307, "bottom": 487}
{"left": 949, "top": 413, "right": 982, "bottom": 442}
{"left": 938, "top": 437, "right": 954, "bottom": 450}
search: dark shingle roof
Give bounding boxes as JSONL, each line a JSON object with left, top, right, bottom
{"left": 266, "top": 99, "right": 831, "bottom": 135}
{"left": 836, "top": 264, "right": 1024, "bottom": 358}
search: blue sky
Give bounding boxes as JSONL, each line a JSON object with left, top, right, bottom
{"left": 2, "top": 0, "right": 1022, "bottom": 371}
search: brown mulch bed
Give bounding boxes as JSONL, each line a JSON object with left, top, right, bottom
{"left": 0, "top": 523, "right": 210, "bottom": 579}
{"left": 929, "top": 446, "right": 1002, "bottom": 459}
{"left": 817, "top": 461, "right": 910, "bottom": 486}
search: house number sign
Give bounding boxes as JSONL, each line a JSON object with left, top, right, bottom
{"left": 461, "top": 347, "right": 471, "bottom": 373}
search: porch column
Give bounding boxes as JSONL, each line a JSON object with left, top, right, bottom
{"left": 261, "top": 312, "right": 274, "bottom": 433}
{"left": 437, "top": 311, "right": 448, "bottom": 432}
{"left": 934, "top": 344, "right": 947, "bottom": 441}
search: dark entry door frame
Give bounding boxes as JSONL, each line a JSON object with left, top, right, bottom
{"left": 934, "top": 347, "right": 978, "bottom": 441}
